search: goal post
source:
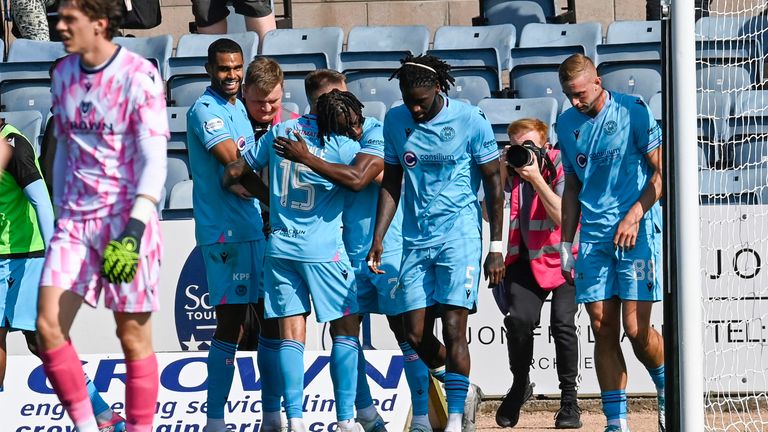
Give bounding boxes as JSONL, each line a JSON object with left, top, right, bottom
{"left": 667, "top": 0, "right": 705, "bottom": 430}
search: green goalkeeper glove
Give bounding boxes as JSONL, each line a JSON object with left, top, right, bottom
{"left": 102, "top": 218, "right": 145, "bottom": 284}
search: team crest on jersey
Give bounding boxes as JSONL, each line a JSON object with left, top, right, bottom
{"left": 603, "top": 120, "right": 618, "bottom": 135}
{"left": 403, "top": 151, "right": 418, "bottom": 168}
{"left": 576, "top": 153, "right": 588, "bottom": 168}
{"left": 80, "top": 101, "right": 92, "bottom": 114}
{"left": 204, "top": 118, "right": 225, "bottom": 132}
{"left": 440, "top": 126, "right": 456, "bottom": 142}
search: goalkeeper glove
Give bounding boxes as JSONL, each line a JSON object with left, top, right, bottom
{"left": 102, "top": 217, "right": 145, "bottom": 284}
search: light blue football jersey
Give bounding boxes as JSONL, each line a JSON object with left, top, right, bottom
{"left": 187, "top": 87, "right": 263, "bottom": 246}
{"left": 343, "top": 117, "right": 404, "bottom": 260}
{"left": 556, "top": 91, "right": 662, "bottom": 243}
{"left": 243, "top": 114, "right": 358, "bottom": 262}
{"left": 383, "top": 97, "right": 498, "bottom": 249}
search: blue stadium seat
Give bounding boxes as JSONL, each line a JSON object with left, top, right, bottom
{"left": 509, "top": 64, "right": 563, "bottom": 108}
{"left": 280, "top": 72, "right": 311, "bottom": 115}
{"left": 483, "top": 0, "right": 557, "bottom": 21}
{"left": 7, "top": 40, "right": 66, "bottom": 62}
{"left": 225, "top": 5, "right": 246, "bottom": 34}
{"left": 477, "top": 97, "right": 558, "bottom": 144}
{"left": 510, "top": 45, "right": 584, "bottom": 70}
{"left": 345, "top": 72, "right": 402, "bottom": 110}
{"left": 340, "top": 51, "right": 408, "bottom": 72}
{"left": 169, "top": 179, "right": 194, "bottom": 209}
{"left": 597, "top": 60, "right": 662, "bottom": 104}
{"left": 595, "top": 42, "right": 661, "bottom": 65}
{"left": 484, "top": 2, "right": 544, "bottom": 44}
{"left": 697, "top": 92, "right": 731, "bottom": 167}
{"left": 261, "top": 27, "right": 344, "bottom": 71}
{"left": 734, "top": 90, "right": 768, "bottom": 117}
{"left": 0, "top": 111, "right": 43, "bottom": 151}
{"left": 695, "top": 15, "right": 768, "bottom": 40}
{"left": 0, "top": 80, "right": 51, "bottom": 132}
{"left": 347, "top": 25, "right": 429, "bottom": 55}
{"left": 0, "top": 61, "right": 54, "bottom": 83}
{"left": 698, "top": 145, "right": 708, "bottom": 169}
{"left": 725, "top": 91, "right": 768, "bottom": 167}
{"left": 433, "top": 25, "right": 516, "bottom": 71}
{"left": 696, "top": 39, "right": 762, "bottom": 84}
{"left": 166, "top": 106, "right": 189, "bottom": 151}
{"left": 519, "top": 22, "right": 602, "bottom": 61}
{"left": 113, "top": 35, "right": 172, "bottom": 79}
{"left": 606, "top": 20, "right": 661, "bottom": 44}
{"left": 427, "top": 48, "right": 501, "bottom": 103}
{"left": 649, "top": 92, "right": 662, "bottom": 122}
{"left": 362, "top": 101, "right": 387, "bottom": 122}
{"left": 166, "top": 153, "right": 192, "bottom": 208}
{"left": 166, "top": 56, "right": 208, "bottom": 107}
{"left": 699, "top": 167, "right": 768, "bottom": 204}
{"left": 264, "top": 53, "right": 328, "bottom": 71}
{"left": 176, "top": 32, "right": 259, "bottom": 62}
{"left": 696, "top": 65, "right": 752, "bottom": 93}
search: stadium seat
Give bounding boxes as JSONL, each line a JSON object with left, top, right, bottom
{"left": 166, "top": 153, "right": 192, "bottom": 207}
{"left": 510, "top": 45, "right": 584, "bottom": 70}
{"left": 699, "top": 167, "right": 768, "bottom": 204}
{"left": 340, "top": 51, "right": 408, "bottom": 72}
{"left": 597, "top": 60, "right": 662, "bottom": 104}
{"left": 166, "top": 106, "right": 189, "bottom": 151}
{"left": 484, "top": 2, "right": 544, "bottom": 44}
{"left": 433, "top": 25, "right": 516, "bottom": 71}
{"left": 261, "top": 27, "right": 344, "bottom": 71}
{"left": 168, "top": 179, "right": 194, "bottom": 209}
{"left": 696, "top": 39, "right": 762, "bottom": 84}
{"left": 509, "top": 64, "right": 563, "bottom": 108}
{"left": 0, "top": 80, "right": 52, "bottom": 132}
{"left": 113, "top": 35, "right": 172, "bottom": 79}
{"left": 427, "top": 48, "right": 501, "bottom": 103}
{"left": 519, "top": 22, "right": 602, "bottom": 61}
{"left": 347, "top": 25, "right": 429, "bottom": 55}
{"left": 698, "top": 145, "right": 708, "bottom": 169}
{"left": 176, "top": 32, "right": 259, "bottom": 62}
{"left": 0, "top": 61, "right": 54, "bottom": 83}
{"left": 725, "top": 91, "right": 768, "bottom": 167}
{"left": 606, "top": 20, "right": 662, "bottom": 44}
{"left": 345, "top": 72, "right": 402, "bottom": 110}
{"left": 362, "top": 101, "right": 387, "bottom": 122}
{"left": 595, "top": 42, "right": 662, "bottom": 65}
{"left": 282, "top": 102, "right": 300, "bottom": 118}
{"left": 695, "top": 15, "right": 768, "bottom": 40}
{"left": 265, "top": 53, "right": 328, "bottom": 71}
{"left": 696, "top": 65, "right": 752, "bottom": 93}
{"left": 166, "top": 56, "right": 208, "bottom": 107}
{"left": 649, "top": 92, "right": 663, "bottom": 122}
{"left": 0, "top": 110, "right": 43, "bottom": 151}
{"left": 225, "top": 5, "right": 247, "bottom": 34}
{"left": 477, "top": 97, "right": 558, "bottom": 144}
{"left": 482, "top": 0, "right": 558, "bottom": 21}
{"left": 734, "top": 90, "right": 768, "bottom": 117}
{"left": 7, "top": 39, "right": 66, "bottom": 62}
{"left": 697, "top": 92, "right": 731, "bottom": 167}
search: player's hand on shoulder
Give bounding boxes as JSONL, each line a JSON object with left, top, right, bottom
{"left": 274, "top": 131, "right": 310, "bottom": 164}
{"left": 102, "top": 218, "right": 145, "bottom": 284}
{"left": 483, "top": 252, "right": 505, "bottom": 285}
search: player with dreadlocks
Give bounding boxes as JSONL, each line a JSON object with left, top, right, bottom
{"left": 277, "top": 88, "right": 433, "bottom": 432}
{"left": 368, "top": 54, "right": 506, "bottom": 432}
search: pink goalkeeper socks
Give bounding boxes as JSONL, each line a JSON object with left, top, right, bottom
{"left": 41, "top": 341, "right": 97, "bottom": 430}
{"left": 125, "top": 354, "right": 158, "bottom": 432}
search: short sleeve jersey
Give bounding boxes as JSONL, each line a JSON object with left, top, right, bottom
{"left": 383, "top": 97, "right": 498, "bottom": 249}
{"left": 342, "top": 117, "right": 403, "bottom": 261}
{"left": 243, "top": 115, "right": 358, "bottom": 262}
{"left": 0, "top": 126, "right": 47, "bottom": 257}
{"left": 51, "top": 47, "right": 169, "bottom": 219}
{"left": 187, "top": 87, "right": 263, "bottom": 246}
{"left": 556, "top": 91, "right": 662, "bottom": 243}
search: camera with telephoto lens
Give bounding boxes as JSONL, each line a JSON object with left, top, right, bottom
{"left": 506, "top": 140, "right": 545, "bottom": 169}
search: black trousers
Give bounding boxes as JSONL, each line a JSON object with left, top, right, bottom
{"left": 503, "top": 258, "right": 579, "bottom": 400}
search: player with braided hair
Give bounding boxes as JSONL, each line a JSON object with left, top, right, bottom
{"left": 316, "top": 90, "right": 364, "bottom": 145}
{"left": 369, "top": 54, "right": 506, "bottom": 432}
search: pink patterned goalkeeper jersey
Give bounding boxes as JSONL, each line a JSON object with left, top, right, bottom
{"left": 52, "top": 47, "right": 169, "bottom": 219}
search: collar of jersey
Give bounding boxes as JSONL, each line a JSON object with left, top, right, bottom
{"left": 79, "top": 45, "right": 121, "bottom": 75}
{"left": 421, "top": 93, "right": 450, "bottom": 126}
{"left": 585, "top": 90, "right": 613, "bottom": 124}
{"left": 205, "top": 86, "right": 239, "bottom": 107}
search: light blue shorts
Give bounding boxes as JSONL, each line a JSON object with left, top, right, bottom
{"left": 201, "top": 240, "right": 266, "bottom": 306}
{"left": 574, "top": 234, "right": 662, "bottom": 304}
{"left": 263, "top": 256, "right": 358, "bottom": 323}
{"left": 0, "top": 257, "right": 44, "bottom": 331}
{"left": 396, "top": 237, "right": 482, "bottom": 314}
{"left": 352, "top": 252, "right": 402, "bottom": 316}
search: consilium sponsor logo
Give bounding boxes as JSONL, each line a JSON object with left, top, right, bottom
{"left": 576, "top": 153, "right": 588, "bottom": 168}
{"left": 403, "top": 151, "right": 418, "bottom": 168}
{"left": 174, "top": 247, "right": 214, "bottom": 351}
{"left": 419, "top": 153, "right": 455, "bottom": 164}
{"left": 236, "top": 136, "right": 246, "bottom": 151}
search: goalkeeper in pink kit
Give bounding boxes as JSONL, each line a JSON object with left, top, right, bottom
{"left": 35, "top": 0, "right": 169, "bottom": 431}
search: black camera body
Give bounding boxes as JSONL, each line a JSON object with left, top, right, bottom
{"left": 506, "top": 140, "right": 546, "bottom": 169}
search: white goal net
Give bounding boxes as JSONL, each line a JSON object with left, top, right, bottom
{"left": 696, "top": 1, "right": 768, "bottom": 430}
